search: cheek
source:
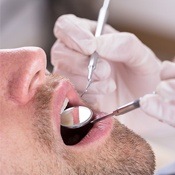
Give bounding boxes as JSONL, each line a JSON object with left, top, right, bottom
{"left": 0, "top": 101, "right": 36, "bottom": 156}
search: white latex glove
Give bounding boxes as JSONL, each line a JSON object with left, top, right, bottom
{"left": 51, "top": 14, "right": 161, "bottom": 114}
{"left": 140, "top": 60, "right": 175, "bottom": 127}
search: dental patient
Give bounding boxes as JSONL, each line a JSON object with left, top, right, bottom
{"left": 0, "top": 47, "right": 155, "bottom": 175}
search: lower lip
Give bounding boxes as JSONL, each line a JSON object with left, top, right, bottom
{"left": 79, "top": 117, "right": 113, "bottom": 145}
{"left": 63, "top": 116, "right": 114, "bottom": 147}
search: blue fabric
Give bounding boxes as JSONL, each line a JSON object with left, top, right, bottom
{"left": 155, "top": 162, "right": 175, "bottom": 175}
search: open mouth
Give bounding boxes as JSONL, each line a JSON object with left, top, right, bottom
{"left": 60, "top": 101, "right": 94, "bottom": 146}
{"left": 52, "top": 79, "right": 113, "bottom": 147}
{"left": 61, "top": 122, "right": 94, "bottom": 146}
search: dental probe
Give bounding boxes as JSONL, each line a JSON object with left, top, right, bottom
{"left": 91, "top": 99, "right": 140, "bottom": 124}
{"left": 81, "top": 0, "right": 111, "bottom": 97}
{"left": 61, "top": 99, "right": 140, "bottom": 129}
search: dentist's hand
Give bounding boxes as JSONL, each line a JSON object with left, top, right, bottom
{"left": 51, "top": 14, "right": 161, "bottom": 113}
{"left": 140, "top": 61, "right": 175, "bottom": 127}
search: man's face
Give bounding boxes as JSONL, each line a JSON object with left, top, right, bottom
{"left": 0, "top": 47, "right": 155, "bottom": 175}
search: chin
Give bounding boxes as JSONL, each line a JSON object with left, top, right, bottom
{"left": 59, "top": 120, "right": 154, "bottom": 175}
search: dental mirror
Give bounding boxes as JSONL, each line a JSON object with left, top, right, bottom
{"left": 61, "top": 106, "right": 93, "bottom": 129}
{"left": 61, "top": 99, "right": 140, "bottom": 129}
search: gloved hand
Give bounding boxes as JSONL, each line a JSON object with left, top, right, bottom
{"left": 140, "top": 60, "right": 175, "bottom": 127}
{"left": 51, "top": 14, "right": 161, "bottom": 114}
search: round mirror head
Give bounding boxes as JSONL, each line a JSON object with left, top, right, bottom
{"left": 61, "top": 106, "right": 93, "bottom": 129}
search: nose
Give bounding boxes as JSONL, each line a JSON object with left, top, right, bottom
{"left": 7, "top": 47, "right": 47, "bottom": 104}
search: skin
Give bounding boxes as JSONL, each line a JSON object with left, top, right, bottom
{"left": 0, "top": 47, "right": 155, "bottom": 175}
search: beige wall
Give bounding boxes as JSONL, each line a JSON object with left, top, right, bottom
{"left": 95, "top": 0, "right": 175, "bottom": 60}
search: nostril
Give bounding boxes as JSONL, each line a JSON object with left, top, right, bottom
{"left": 28, "top": 71, "right": 41, "bottom": 91}
{"left": 9, "top": 69, "right": 45, "bottom": 104}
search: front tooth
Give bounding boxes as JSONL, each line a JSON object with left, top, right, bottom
{"left": 61, "top": 98, "right": 69, "bottom": 114}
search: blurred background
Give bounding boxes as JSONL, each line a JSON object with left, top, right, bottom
{"left": 0, "top": 0, "right": 175, "bottom": 71}
{"left": 1, "top": 0, "right": 175, "bottom": 172}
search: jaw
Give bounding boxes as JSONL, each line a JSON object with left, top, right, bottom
{"left": 63, "top": 121, "right": 155, "bottom": 175}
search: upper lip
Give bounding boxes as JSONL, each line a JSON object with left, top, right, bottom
{"left": 52, "top": 78, "right": 89, "bottom": 129}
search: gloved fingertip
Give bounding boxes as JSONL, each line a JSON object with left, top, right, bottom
{"left": 95, "top": 59, "right": 111, "bottom": 80}
{"left": 79, "top": 39, "right": 96, "bottom": 55}
{"left": 91, "top": 79, "right": 117, "bottom": 94}
{"left": 140, "top": 94, "right": 175, "bottom": 127}
{"left": 105, "top": 80, "right": 117, "bottom": 93}
{"left": 156, "top": 80, "right": 175, "bottom": 102}
{"left": 140, "top": 93, "right": 165, "bottom": 119}
{"left": 140, "top": 94, "right": 157, "bottom": 110}
{"left": 160, "top": 61, "right": 175, "bottom": 80}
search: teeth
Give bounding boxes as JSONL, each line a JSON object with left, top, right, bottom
{"left": 60, "top": 98, "right": 69, "bottom": 114}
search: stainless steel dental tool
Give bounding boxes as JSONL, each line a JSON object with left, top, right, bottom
{"left": 81, "top": 0, "right": 111, "bottom": 97}
{"left": 61, "top": 99, "right": 140, "bottom": 129}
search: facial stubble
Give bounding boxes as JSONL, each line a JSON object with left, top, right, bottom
{"left": 32, "top": 75, "right": 155, "bottom": 175}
